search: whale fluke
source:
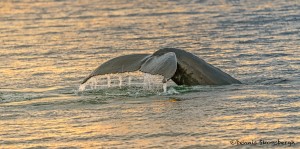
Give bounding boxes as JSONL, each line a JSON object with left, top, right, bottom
{"left": 153, "top": 48, "right": 242, "bottom": 85}
{"left": 140, "top": 52, "right": 177, "bottom": 82}
{"left": 82, "top": 48, "right": 241, "bottom": 85}
{"left": 81, "top": 52, "right": 178, "bottom": 84}
{"left": 82, "top": 54, "right": 150, "bottom": 84}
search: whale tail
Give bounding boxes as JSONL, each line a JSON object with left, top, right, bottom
{"left": 82, "top": 48, "right": 241, "bottom": 86}
{"left": 81, "top": 52, "right": 177, "bottom": 84}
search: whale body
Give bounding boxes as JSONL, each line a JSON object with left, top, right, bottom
{"left": 82, "top": 48, "right": 241, "bottom": 85}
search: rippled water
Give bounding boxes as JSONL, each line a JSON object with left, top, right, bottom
{"left": 0, "top": 0, "right": 299, "bottom": 148}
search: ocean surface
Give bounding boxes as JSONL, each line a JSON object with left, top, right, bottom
{"left": 0, "top": 0, "right": 299, "bottom": 148}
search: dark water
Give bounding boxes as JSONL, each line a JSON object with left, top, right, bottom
{"left": 0, "top": 0, "right": 299, "bottom": 148}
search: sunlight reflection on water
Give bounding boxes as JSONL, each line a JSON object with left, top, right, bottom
{"left": 0, "top": 0, "right": 299, "bottom": 148}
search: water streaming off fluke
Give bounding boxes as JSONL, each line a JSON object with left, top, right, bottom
{"left": 79, "top": 72, "right": 174, "bottom": 93}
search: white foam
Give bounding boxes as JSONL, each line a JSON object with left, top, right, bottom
{"left": 78, "top": 84, "right": 86, "bottom": 92}
{"left": 163, "top": 83, "right": 167, "bottom": 93}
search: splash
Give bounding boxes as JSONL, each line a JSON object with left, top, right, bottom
{"left": 78, "top": 72, "right": 175, "bottom": 93}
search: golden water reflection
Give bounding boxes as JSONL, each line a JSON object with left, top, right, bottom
{"left": 1, "top": 0, "right": 300, "bottom": 148}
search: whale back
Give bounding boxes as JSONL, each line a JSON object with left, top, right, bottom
{"left": 154, "top": 48, "right": 241, "bottom": 85}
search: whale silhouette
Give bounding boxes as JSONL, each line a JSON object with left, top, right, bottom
{"left": 81, "top": 48, "right": 241, "bottom": 85}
